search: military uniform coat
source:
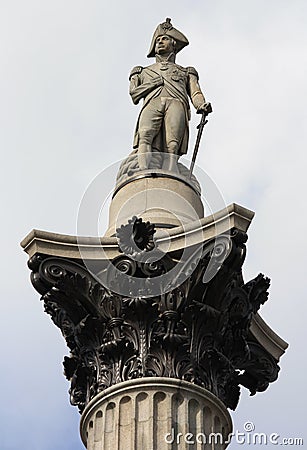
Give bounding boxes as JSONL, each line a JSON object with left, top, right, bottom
{"left": 129, "top": 61, "right": 206, "bottom": 155}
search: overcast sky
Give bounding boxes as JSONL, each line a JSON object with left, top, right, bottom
{"left": 1, "top": 1, "right": 307, "bottom": 449}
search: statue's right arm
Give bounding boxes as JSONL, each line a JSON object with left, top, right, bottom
{"left": 129, "top": 66, "right": 163, "bottom": 105}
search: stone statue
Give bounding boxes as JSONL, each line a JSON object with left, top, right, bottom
{"left": 129, "top": 18, "right": 211, "bottom": 172}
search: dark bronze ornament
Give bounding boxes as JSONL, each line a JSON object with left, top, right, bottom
{"left": 116, "top": 216, "right": 156, "bottom": 256}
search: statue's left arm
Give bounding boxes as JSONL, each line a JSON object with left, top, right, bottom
{"left": 187, "top": 67, "right": 211, "bottom": 113}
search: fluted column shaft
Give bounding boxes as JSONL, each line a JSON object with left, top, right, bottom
{"left": 80, "top": 378, "right": 232, "bottom": 450}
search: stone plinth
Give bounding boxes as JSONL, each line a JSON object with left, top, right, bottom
{"left": 80, "top": 378, "right": 232, "bottom": 450}
{"left": 106, "top": 171, "right": 204, "bottom": 237}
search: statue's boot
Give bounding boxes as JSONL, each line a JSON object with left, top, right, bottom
{"left": 137, "top": 144, "right": 151, "bottom": 170}
{"left": 163, "top": 144, "right": 179, "bottom": 173}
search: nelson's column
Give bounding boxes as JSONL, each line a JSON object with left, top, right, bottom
{"left": 21, "top": 18, "right": 288, "bottom": 449}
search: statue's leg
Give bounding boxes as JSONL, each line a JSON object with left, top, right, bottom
{"left": 138, "top": 142, "right": 151, "bottom": 171}
{"left": 164, "top": 99, "right": 186, "bottom": 172}
{"left": 138, "top": 100, "right": 163, "bottom": 170}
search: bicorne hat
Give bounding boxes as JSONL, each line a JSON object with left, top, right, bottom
{"left": 147, "top": 18, "right": 189, "bottom": 58}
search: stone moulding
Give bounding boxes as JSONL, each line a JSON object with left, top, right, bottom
{"left": 21, "top": 203, "right": 253, "bottom": 259}
{"left": 250, "top": 312, "right": 288, "bottom": 361}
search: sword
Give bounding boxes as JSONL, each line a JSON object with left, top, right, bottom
{"left": 189, "top": 103, "right": 212, "bottom": 178}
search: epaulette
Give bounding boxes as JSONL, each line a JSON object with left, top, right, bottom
{"left": 187, "top": 66, "right": 199, "bottom": 79}
{"left": 129, "top": 66, "right": 143, "bottom": 80}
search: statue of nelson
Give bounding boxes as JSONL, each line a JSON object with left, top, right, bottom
{"left": 129, "top": 18, "right": 211, "bottom": 172}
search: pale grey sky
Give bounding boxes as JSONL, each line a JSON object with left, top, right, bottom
{"left": 1, "top": 1, "right": 307, "bottom": 448}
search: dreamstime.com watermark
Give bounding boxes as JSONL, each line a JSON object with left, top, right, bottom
{"left": 164, "top": 422, "right": 304, "bottom": 446}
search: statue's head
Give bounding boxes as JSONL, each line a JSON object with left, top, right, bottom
{"left": 147, "top": 18, "right": 189, "bottom": 58}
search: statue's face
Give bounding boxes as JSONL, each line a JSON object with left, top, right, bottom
{"left": 155, "top": 35, "right": 174, "bottom": 55}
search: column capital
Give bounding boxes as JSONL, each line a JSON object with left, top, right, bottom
{"left": 24, "top": 217, "right": 285, "bottom": 414}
